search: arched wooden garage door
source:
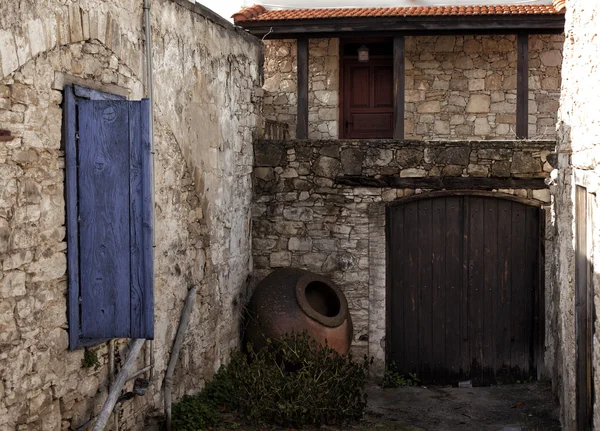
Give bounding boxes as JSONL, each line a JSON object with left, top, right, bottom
{"left": 387, "top": 193, "right": 541, "bottom": 385}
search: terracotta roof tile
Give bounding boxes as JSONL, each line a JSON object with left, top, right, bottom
{"left": 232, "top": 4, "right": 564, "bottom": 23}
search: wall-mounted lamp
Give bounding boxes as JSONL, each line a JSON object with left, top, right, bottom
{"left": 358, "top": 45, "right": 370, "bottom": 62}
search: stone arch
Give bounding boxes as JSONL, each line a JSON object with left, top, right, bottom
{"left": 0, "top": 4, "right": 144, "bottom": 83}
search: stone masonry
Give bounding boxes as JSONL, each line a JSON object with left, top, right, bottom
{"left": 552, "top": 0, "right": 600, "bottom": 428}
{"left": 263, "top": 35, "right": 562, "bottom": 140}
{"left": 252, "top": 139, "right": 555, "bottom": 376}
{"left": 0, "top": 1, "right": 262, "bottom": 429}
{"left": 263, "top": 38, "right": 339, "bottom": 140}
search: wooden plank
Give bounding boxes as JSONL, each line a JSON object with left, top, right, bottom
{"left": 516, "top": 33, "right": 529, "bottom": 139}
{"left": 403, "top": 201, "right": 420, "bottom": 374}
{"left": 431, "top": 197, "right": 446, "bottom": 380}
{"left": 241, "top": 15, "right": 566, "bottom": 37}
{"left": 74, "top": 84, "right": 127, "bottom": 101}
{"left": 78, "top": 100, "right": 131, "bottom": 339}
{"left": 467, "top": 196, "right": 485, "bottom": 383}
{"left": 510, "top": 201, "right": 528, "bottom": 375}
{"left": 496, "top": 199, "right": 513, "bottom": 379}
{"left": 335, "top": 176, "right": 548, "bottom": 190}
{"left": 417, "top": 199, "right": 433, "bottom": 380}
{"left": 482, "top": 198, "right": 498, "bottom": 381}
{"left": 140, "top": 99, "right": 154, "bottom": 339}
{"left": 536, "top": 208, "right": 545, "bottom": 378}
{"left": 389, "top": 206, "right": 405, "bottom": 370}
{"left": 393, "top": 36, "right": 405, "bottom": 140}
{"left": 444, "top": 196, "right": 462, "bottom": 378}
{"left": 523, "top": 205, "right": 539, "bottom": 377}
{"left": 460, "top": 197, "right": 471, "bottom": 377}
{"left": 65, "top": 85, "right": 81, "bottom": 350}
{"left": 575, "top": 186, "right": 591, "bottom": 431}
{"left": 259, "top": 28, "right": 565, "bottom": 40}
{"left": 128, "top": 101, "right": 154, "bottom": 339}
{"left": 296, "top": 37, "right": 309, "bottom": 140}
{"left": 129, "top": 102, "right": 143, "bottom": 338}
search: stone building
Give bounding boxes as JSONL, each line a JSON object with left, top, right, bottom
{"left": 0, "top": 0, "right": 261, "bottom": 429}
{"left": 553, "top": 0, "right": 600, "bottom": 429}
{"left": 234, "top": 5, "right": 564, "bottom": 142}
{"left": 235, "top": 1, "right": 565, "bottom": 379}
{"left": 2, "top": 0, "right": 600, "bottom": 430}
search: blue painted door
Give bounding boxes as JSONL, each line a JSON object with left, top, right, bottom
{"left": 65, "top": 85, "right": 153, "bottom": 348}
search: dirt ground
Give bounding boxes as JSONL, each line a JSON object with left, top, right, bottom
{"left": 213, "top": 381, "right": 560, "bottom": 431}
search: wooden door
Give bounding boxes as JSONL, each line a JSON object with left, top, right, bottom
{"left": 576, "top": 186, "right": 594, "bottom": 431}
{"left": 64, "top": 85, "right": 154, "bottom": 349}
{"left": 342, "top": 59, "right": 394, "bottom": 138}
{"left": 388, "top": 194, "right": 541, "bottom": 385}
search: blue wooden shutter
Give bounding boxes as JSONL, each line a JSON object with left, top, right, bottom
{"left": 65, "top": 86, "right": 153, "bottom": 349}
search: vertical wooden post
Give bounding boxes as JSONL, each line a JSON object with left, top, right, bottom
{"left": 516, "top": 33, "right": 529, "bottom": 139}
{"left": 297, "top": 37, "right": 309, "bottom": 140}
{"left": 393, "top": 36, "right": 405, "bottom": 141}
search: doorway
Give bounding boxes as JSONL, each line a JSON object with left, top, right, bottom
{"left": 576, "top": 185, "right": 594, "bottom": 431}
{"left": 340, "top": 39, "right": 394, "bottom": 139}
{"left": 387, "top": 193, "right": 542, "bottom": 385}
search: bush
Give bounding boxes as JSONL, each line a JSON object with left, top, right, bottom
{"left": 171, "top": 367, "right": 236, "bottom": 431}
{"left": 381, "top": 361, "right": 420, "bottom": 388}
{"left": 230, "top": 332, "right": 371, "bottom": 427}
{"left": 172, "top": 332, "right": 372, "bottom": 429}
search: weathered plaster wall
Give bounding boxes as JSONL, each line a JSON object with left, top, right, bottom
{"left": 553, "top": 0, "right": 600, "bottom": 428}
{"left": 252, "top": 139, "right": 554, "bottom": 375}
{"left": 0, "top": 1, "right": 261, "bottom": 430}
{"left": 262, "top": 35, "right": 562, "bottom": 140}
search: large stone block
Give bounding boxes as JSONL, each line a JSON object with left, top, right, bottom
{"left": 435, "top": 36, "right": 456, "bottom": 52}
{"left": 417, "top": 101, "right": 441, "bottom": 113}
{"left": 270, "top": 251, "right": 291, "bottom": 267}
{"left": 435, "top": 146, "right": 470, "bottom": 165}
{"left": 365, "top": 148, "right": 393, "bottom": 166}
{"left": 340, "top": 148, "right": 364, "bottom": 175}
{"left": 511, "top": 152, "right": 541, "bottom": 174}
{"left": 288, "top": 237, "right": 312, "bottom": 251}
{"left": 396, "top": 148, "right": 423, "bottom": 167}
{"left": 255, "top": 142, "right": 285, "bottom": 166}
{"left": 540, "top": 50, "right": 562, "bottom": 67}
{"left": 466, "top": 95, "right": 491, "bottom": 113}
{"left": 314, "top": 155, "right": 341, "bottom": 178}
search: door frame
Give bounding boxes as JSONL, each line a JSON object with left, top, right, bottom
{"left": 575, "top": 184, "right": 594, "bottom": 431}
{"left": 338, "top": 37, "right": 393, "bottom": 139}
{"left": 384, "top": 190, "right": 546, "bottom": 379}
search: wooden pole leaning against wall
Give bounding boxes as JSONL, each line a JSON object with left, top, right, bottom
{"left": 93, "top": 339, "right": 146, "bottom": 431}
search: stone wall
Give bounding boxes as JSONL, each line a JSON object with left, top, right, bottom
{"left": 553, "top": 0, "right": 600, "bottom": 428}
{"left": 0, "top": 1, "right": 262, "bottom": 430}
{"left": 252, "top": 139, "right": 554, "bottom": 375}
{"left": 263, "top": 38, "right": 339, "bottom": 140}
{"left": 262, "top": 35, "right": 562, "bottom": 140}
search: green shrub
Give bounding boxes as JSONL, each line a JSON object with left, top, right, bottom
{"left": 171, "top": 366, "right": 236, "bottom": 431}
{"left": 381, "top": 361, "right": 420, "bottom": 388}
{"left": 171, "top": 332, "right": 372, "bottom": 429}
{"left": 171, "top": 396, "right": 221, "bottom": 431}
{"left": 229, "top": 332, "right": 372, "bottom": 427}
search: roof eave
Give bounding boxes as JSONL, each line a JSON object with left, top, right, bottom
{"left": 237, "top": 14, "right": 565, "bottom": 38}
